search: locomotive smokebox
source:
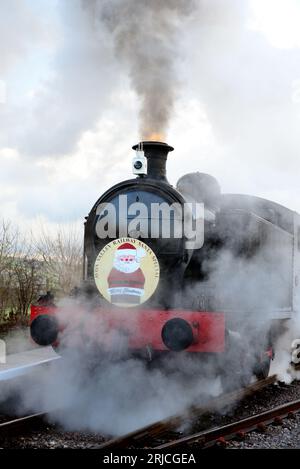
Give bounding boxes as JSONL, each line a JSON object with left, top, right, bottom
{"left": 132, "top": 141, "right": 174, "bottom": 182}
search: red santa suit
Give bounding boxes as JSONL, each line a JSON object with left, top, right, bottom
{"left": 107, "top": 243, "right": 145, "bottom": 305}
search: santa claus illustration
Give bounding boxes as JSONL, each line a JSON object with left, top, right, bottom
{"left": 107, "top": 243, "right": 146, "bottom": 305}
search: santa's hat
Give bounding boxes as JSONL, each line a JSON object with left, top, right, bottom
{"left": 115, "top": 243, "right": 145, "bottom": 259}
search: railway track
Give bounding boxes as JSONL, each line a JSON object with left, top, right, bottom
{"left": 157, "top": 398, "right": 300, "bottom": 449}
{"left": 96, "top": 375, "right": 277, "bottom": 449}
{"left": 0, "top": 374, "right": 298, "bottom": 449}
{"left": 0, "top": 412, "right": 48, "bottom": 439}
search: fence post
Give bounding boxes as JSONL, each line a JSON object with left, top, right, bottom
{"left": 0, "top": 339, "right": 6, "bottom": 364}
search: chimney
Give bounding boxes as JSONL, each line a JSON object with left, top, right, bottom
{"left": 132, "top": 141, "right": 174, "bottom": 182}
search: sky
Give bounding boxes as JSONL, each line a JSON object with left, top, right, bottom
{"left": 1, "top": 0, "right": 300, "bottom": 234}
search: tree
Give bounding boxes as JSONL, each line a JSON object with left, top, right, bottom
{"left": 11, "top": 258, "right": 42, "bottom": 320}
{"left": 0, "top": 221, "right": 42, "bottom": 324}
{"left": 0, "top": 220, "right": 83, "bottom": 326}
{"left": 0, "top": 221, "right": 18, "bottom": 321}
{"left": 34, "top": 223, "right": 83, "bottom": 296}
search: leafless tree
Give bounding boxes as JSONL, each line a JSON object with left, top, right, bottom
{"left": 0, "top": 221, "right": 42, "bottom": 324}
{"left": 0, "top": 221, "right": 18, "bottom": 321}
{"left": 0, "top": 220, "right": 18, "bottom": 272}
{"left": 33, "top": 223, "right": 83, "bottom": 296}
{"left": 0, "top": 220, "right": 83, "bottom": 326}
{"left": 10, "top": 258, "right": 42, "bottom": 321}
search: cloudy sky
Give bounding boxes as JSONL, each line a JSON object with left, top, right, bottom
{"left": 1, "top": 0, "right": 300, "bottom": 233}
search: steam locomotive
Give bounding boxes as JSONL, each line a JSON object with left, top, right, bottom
{"left": 30, "top": 141, "right": 300, "bottom": 382}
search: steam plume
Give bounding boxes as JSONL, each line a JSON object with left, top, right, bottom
{"left": 82, "top": 0, "right": 195, "bottom": 140}
{"left": 0, "top": 301, "right": 222, "bottom": 436}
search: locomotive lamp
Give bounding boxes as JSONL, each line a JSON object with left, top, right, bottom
{"left": 132, "top": 146, "right": 147, "bottom": 176}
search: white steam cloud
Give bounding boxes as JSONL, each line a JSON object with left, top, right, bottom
{"left": 0, "top": 304, "right": 222, "bottom": 436}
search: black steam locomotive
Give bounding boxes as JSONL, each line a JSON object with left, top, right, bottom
{"left": 30, "top": 141, "right": 300, "bottom": 382}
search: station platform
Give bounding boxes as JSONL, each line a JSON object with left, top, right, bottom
{"left": 0, "top": 346, "right": 60, "bottom": 381}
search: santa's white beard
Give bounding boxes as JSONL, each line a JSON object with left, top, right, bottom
{"left": 114, "top": 259, "right": 140, "bottom": 273}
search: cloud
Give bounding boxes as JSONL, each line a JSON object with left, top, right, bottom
{"left": 2, "top": 0, "right": 300, "bottom": 224}
{"left": 0, "top": 0, "right": 120, "bottom": 159}
{"left": 0, "top": 94, "right": 138, "bottom": 222}
{"left": 166, "top": 0, "right": 300, "bottom": 211}
{"left": 0, "top": 0, "right": 46, "bottom": 74}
